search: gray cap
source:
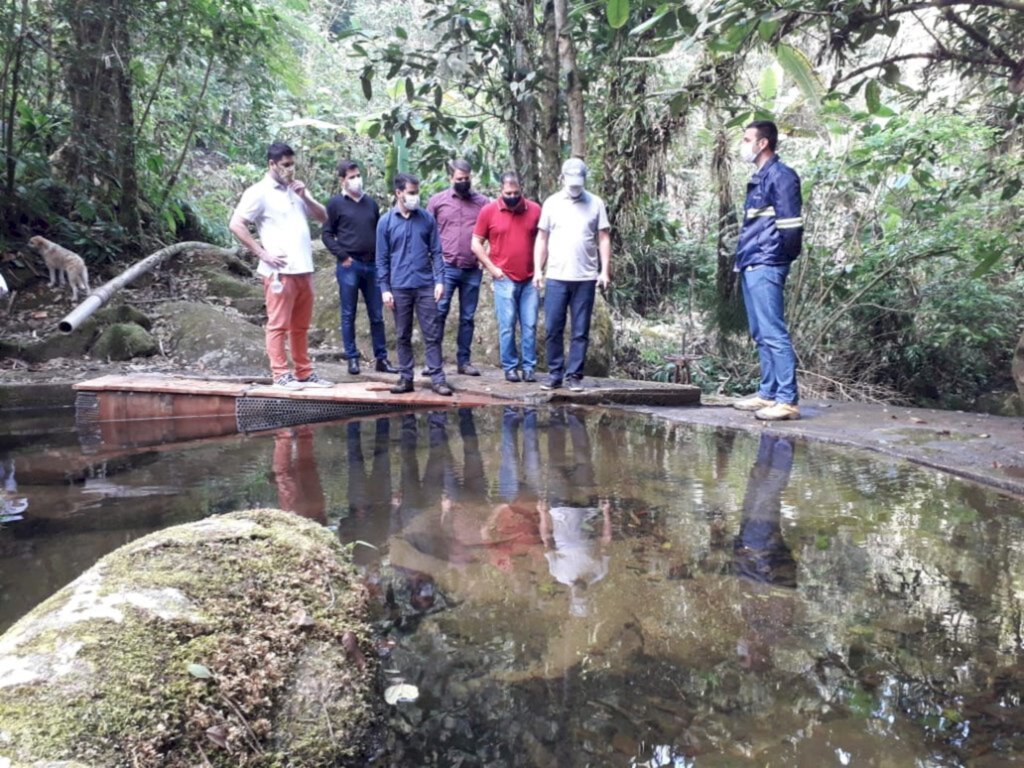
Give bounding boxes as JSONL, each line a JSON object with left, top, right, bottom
{"left": 561, "top": 158, "right": 587, "bottom": 184}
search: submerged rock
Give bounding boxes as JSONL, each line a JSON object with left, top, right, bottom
{"left": 0, "top": 508, "right": 379, "bottom": 767}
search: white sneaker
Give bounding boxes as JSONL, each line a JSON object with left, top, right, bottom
{"left": 274, "top": 373, "right": 303, "bottom": 389}
{"left": 297, "top": 372, "right": 333, "bottom": 388}
{"left": 733, "top": 395, "right": 776, "bottom": 412}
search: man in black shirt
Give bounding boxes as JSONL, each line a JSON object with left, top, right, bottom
{"left": 322, "top": 159, "right": 398, "bottom": 375}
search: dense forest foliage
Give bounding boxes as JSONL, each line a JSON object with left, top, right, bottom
{"left": 1, "top": 0, "right": 1022, "bottom": 408}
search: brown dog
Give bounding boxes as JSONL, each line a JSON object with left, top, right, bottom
{"left": 28, "top": 236, "right": 90, "bottom": 302}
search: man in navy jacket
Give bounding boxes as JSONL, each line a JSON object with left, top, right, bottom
{"left": 732, "top": 120, "right": 804, "bottom": 421}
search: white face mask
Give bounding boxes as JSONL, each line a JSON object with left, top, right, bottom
{"left": 345, "top": 176, "right": 363, "bottom": 195}
{"left": 565, "top": 183, "right": 584, "bottom": 199}
{"left": 740, "top": 140, "right": 761, "bottom": 164}
{"left": 403, "top": 193, "right": 420, "bottom": 210}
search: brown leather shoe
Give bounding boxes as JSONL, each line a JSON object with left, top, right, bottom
{"left": 390, "top": 378, "right": 414, "bottom": 394}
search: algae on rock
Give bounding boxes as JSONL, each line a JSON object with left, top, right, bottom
{"left": 0, "top": 508, "right": 379, "bottom": 767}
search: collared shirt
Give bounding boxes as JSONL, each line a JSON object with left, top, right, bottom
{"left": 376, "top": 207, "right": 444, "bottom": 293}
{"left": 322, "top": 191, "right": 381, "bottom": 262}
{"left": 233, "top": 173, "right": 315, "bottom": 277}
{"left": 538, "top": 190, "right": 610, "bottom": 281}
{"left": 427, "top": 188, "right": 490, "bottom": 268}
{"left": 473, "top": 197, "right": 541, "bottom": 282}
{"left": 735, "top": 154, "right": 803, "bottom": 272}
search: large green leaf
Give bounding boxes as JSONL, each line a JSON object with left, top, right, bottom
{"left": 759, "top": 66, "right": 777, "bottom": 106}
{"left": 865, "top": 80, "right": 881, "bottom": 114}
{"left": 607, "top": 0, "right": 629, "bottom": 29}
{"left": 775, "top": 44, "right": 822, "bottom": 106}
{"left": 630, "top": 5, "right": 668, "bottom": 36}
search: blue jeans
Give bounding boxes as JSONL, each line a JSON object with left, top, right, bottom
{"left": 544, "top": 279, "right": 596, "bottom": 383}
{"left": 436, "top": 265, "right": 482, "bottom": 366}
{"left": 493, "top": 277, "right": 538, "bottom": 374}
{"left": 740, "top": 264, "right": 798, "bottom": 404}
{"left": 336, "top": 259, "right": 387, "bottom": 361}
{"left": 393, "top": 286, "right": 445, "bottom": 384}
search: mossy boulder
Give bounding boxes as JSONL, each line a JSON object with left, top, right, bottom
{"left": 90, "top": 322, "right": 158, "bottom": 361}
{"left": 160, "top": 301, "right": 267, "bottom": 375}
{"left": 0, "top": 508, "right": 378, "bottom": 767}
{"left": 201, "top": 269, "right": 263, "bottom": 300}
{"left": 0, "top": 318, "right": 98, "bottom": 363}
{"left": 93, "top": 304, "right": 153, "bottom": 331}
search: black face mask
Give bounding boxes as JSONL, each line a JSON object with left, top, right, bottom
{"left": 453, "top": 180, "right": 472, "bottom": 196}
{"left": 502, "top": 194, "right": 522, "bottom": 208}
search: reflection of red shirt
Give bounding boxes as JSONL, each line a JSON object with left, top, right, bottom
{"left": 485, "top": 500, "right": 543, "bottom": 571}
{"left": 473, "top": 198, "right": 541, "bottom": 282}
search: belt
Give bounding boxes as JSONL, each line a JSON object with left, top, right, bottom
{"left": 340, "top": 253, "right": 375, "bottom": 263}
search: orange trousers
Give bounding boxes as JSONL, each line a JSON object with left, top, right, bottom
{"left": 264, "top": 273, "right": 314, "bottom": 380}
{"left": 273, "top": 426, "right": 326, "bottom": 524}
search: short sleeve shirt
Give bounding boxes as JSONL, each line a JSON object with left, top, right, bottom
{"left": 472, "top": 197, "right": 541, "bottom": 282}
{"left": 538, "top": 190, "right": 610, "bottom": 281}
{"left": 233, "top": 174, "right": 315, "bottom": 277}
{"left": 427, "top": 189, "right": 490, "bottom": 268}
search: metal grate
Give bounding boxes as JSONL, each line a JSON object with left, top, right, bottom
{"left": 75, "top": 391, "right": 102, "bottom": 451}
{"left": 235, "top": 396, "right": 407, "bottom": 433}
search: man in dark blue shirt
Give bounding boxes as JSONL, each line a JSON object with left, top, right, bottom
{"left": 732, "top": 120, "right": 803, "bottom": 421}
{"left": 322, "top": 159, "right": 398, "bottom": 376}
{"left": 376, "top": 173, "right": 453, "bottom": 396}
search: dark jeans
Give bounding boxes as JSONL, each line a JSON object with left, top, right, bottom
{"left": 336, "top": 259, "right": 387, "bottom": 361}
{"left": 393, "top": 286, "right": 445, "bottom": 384}
{"left": 543, "top": 278, "right": 596, "bottom": 383}
{"left": 436, "top": 265, "right": 482, "bottom": 366}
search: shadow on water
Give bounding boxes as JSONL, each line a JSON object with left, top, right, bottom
{"left": 3, "top": 391, "right": 1024, "bottom": 766}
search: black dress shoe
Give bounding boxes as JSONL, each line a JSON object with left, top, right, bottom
{"left": 522, "top": 370, "right": 536, "bottom": 383}
{"left": 457, "top": 363, "right": 481, "bottom": 376}
{"left": 431, "top": 381, "right": 454, "bottom": 397}
{"left": 390, "top": 378, "right": 414, "bottom": 394}
{"left": 348, "top": 358, "right": 361, "bottom": 375}
{"left": 505, "top": 370, "right": 521, "bottom": 383}
{"left": 375, "top": 358, "right": 399, "bottom": 374}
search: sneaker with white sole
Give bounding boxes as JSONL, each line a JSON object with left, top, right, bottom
{"left": 275, "top": 373, "right": 304, "bottom": 389}
{"left": 733, "top": 395, "right": 776, "bottom": 412}
{"left": 298, "top": 372, "right": 333, "bottom": 388}
{"left": 755, "top": 402, "right": 800, "bottom": 421}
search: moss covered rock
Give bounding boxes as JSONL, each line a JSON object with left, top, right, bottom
{"left": 0, "top": 318, "right": 98, "bottom": 363}
{"left": 0, "top": 508, "right": 378, "bottom": 767}
{"left": 160, "top": 301, "right": 267, "bottom": 375}
{"left": 202, "top": 269, "right": 263, "bottom": 300}
{"left": 94, "top": 304, "right": 153, "bottom": 330}
{"left": 1014, "top": 330, "right": 1024, "bottom": 405}
{"left": 90, "top": 322, "right": 158, "bottom": 361}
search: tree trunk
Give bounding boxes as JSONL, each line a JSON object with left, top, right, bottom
{"left": 538, "top": 0, "right": 560, "bottom": 188}
{"left": 53, "top": 0, "right": 142, "bottom": 246}
{"left": 712, "top": 122, "right": 739, "bottom": 307}
{"left": 553, "top": 0, "right": 585, "bottom": 158}
{"left": 502, "top": 0, "right": 540, "bottom": 196}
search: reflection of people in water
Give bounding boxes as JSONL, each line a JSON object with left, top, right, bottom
{"left": 271, "top": 426, "right": 326, "bottom": 524}
{"left": 540, "top": 409, "right": 612, "bottom": 618}
{"left": 733, "top": 433, "right": 798, "bottom": 670}
{"left": 440, "top": 408, "right": 489, "bottom": 567}
{"left": 339, "top": 418, "right": 393, "bottom": 567}
{"left": 0, "top": 459, "right": 28, "bottom": 523}
{"left": 481, "top": 406, "right": 544, "bottom": 571}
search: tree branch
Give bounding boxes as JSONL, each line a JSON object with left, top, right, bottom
{"left": 833, "top": 51, "right": 1002, "bottom": 85}
{"left": 941, "top": 8, "right": 1018, "bottom": 69}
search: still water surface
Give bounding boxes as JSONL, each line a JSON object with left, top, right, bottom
{"left": 2, "top": 398, "right": 1024, "bottom": 766}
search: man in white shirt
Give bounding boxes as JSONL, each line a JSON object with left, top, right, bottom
{"left": 229, "top": 142, "right": 331, "bottom": 389}
{"left": 533, "top": 158, "right": 611, "bottom": 392}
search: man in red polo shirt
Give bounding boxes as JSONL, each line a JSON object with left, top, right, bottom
{"left": 471, "top": 172, "right": 542, "bottom": 383}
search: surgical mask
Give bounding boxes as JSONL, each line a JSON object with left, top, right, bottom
{"left": 565, "top": 183, "right": 584, "bottom": 199}
{"left": 345, "top": 176, "right": 363, "bottom": 195}
{"left": 403, "top": 193, "right": 420, "bottom": 210}
{"left": 502, "top": 194, "right": 522, "bottom": 208}
{"left": 453, "top": 180, "right": 472, "bottom": 196}
{"left": 274, "top": 162, "right": 295, "bottom": 184}
{"left": 740, "top": 141, "right": 760, "bottom": 164}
